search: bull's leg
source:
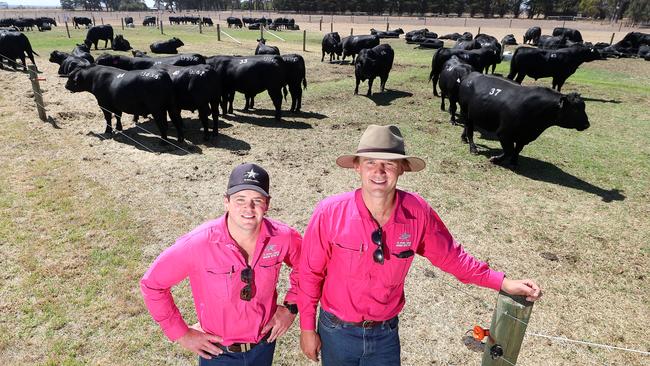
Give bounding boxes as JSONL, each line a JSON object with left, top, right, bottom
{"left": 321, "top": 51, "right": 324, "bottom": 62}
{"left": 133, "top": 115, "right": 139, "bottom": 123}
{"left": 198, "top": 104, "right": 212, "bottom": 141}
{"left": 295, "top": 86, "right": 302, "bottom": 112}
{"left": 432, "top": 75, "right": 439, "bottom": 97}
{"left": 367, "top": 78, "right": 374, "bottom": 96}
{"left": 380, "top": 74, "right": 388, "bottom": 92}
{"left": 168, "top": 110, "right": 184, "bottom": 143}
{"left": 115, "top": 111, "right": 123, "bottom": 131}
{"left": 101, "top": 110, "right": 113, "bottom": 134}
{"left": 354, "top": 77, "right": 360, "bottom": 95}
{"left": 491, "top": 137, "right": 514, "bottom": 165}
{"left": 440, "top": 92, "right": 446, "bottom": 111}
{"left": 209, "top": 100, "right": 220, "bottom": 138}
{"left": 288, "top": 85, "right": 297, "bottom": 112}
{"left": 104, "top": 39, "right": 108, "bottom": 49}
{"left": 152, "top": 112, "right": 168, "bottom": 144}
{"left": 491, "top": 63, "right": 496, "bottom": 74}
{"left": 464, "top": 118, "right": 477, "bottom": 154}
{"left": 268, "top": 88, "right": 283, "bottom": 121}
{"left": 228, "top": 92, "right": 234, "bottom": 114}
{"left": 450, "top": 99, "right": 458, "bottom": 125}
{"left": 515, "top": 73, "right": 525, "bottom": 84}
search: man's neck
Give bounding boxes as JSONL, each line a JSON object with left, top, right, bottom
{"left": 361, "top": 189, "right": 396, "bottom": 227}
{"left": 226, "top": 216, "right": 261, "bottom": 263}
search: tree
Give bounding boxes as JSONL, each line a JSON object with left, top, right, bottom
{"left": 60, "top": 0, "right": 75, "bottom": 10}
{"left": 626, "top": 0, "right": 649, "bottom": 22}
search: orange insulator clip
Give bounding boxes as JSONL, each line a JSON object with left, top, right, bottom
{"left": 473, "top": 325, "right": 490, "bottom": 341}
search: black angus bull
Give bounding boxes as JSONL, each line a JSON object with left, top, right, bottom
{"left": 150, "top": 37, "right": 184, "bottom": 54}
{"left": 73, "top": 16, "right": 92, "bottom": 29}
{"left": 248, "top": 54, "right": 307, "bottom": 112}
{"left": 416, "top": 38, "right": 444, "bottom": 49}
{"left": 152, "top": 64, "right": 222, "bottom": 140}
{"left": 405, "top": 29, "right": 437, "bottom": 43}
{"left": 438, "top": 56, "right": 474, "bottom": 125}
{"left": 14, "top": 18, "right": 35, "bottom": 31}
{"left": 523, "top": 26, "right": 541, "bottom": 45}
{"left": 370, "top": 28, "right": 400, "bottom": 38}
{"left": 537, "top": 35, "right": 570, "bottom": 49}
{"left": 65, "top": 65, "right": 184, "bottom": 143}
{"left": 507, "top": 44, "right": 602, "bottom": 91}
{"left": 124, "top": 17, "right": 134, "bottom": 26}
{"left": 429, "top": 47, "right": 497, "bottom": 96}
{"left": 341, "top": 34, "right": 380, "bottom": 63}
{"left": 84, "top": 25, "right": 113, "bottom": 50}
{"left": 354, "top": 44, "right": 394, "bottom": 96}
{"left": 96, "top": 53, "right": 205, "bottom": 69}
{"left": 206, "top": 55, "right": 286, "bottom": 120}
{"left": 49, "top": 50, "right": 90, "bottom": 75}
{"left": 255, "top": 38, "right": 280, "bottom": 55}
{"left": 73, "top": 44, "right": 94, "bottom": 63}
{"left": 322, "top": 32, "right": 342, "bottom": 62}
{"left": 552, "top": 27, "right": 583, "bottom": 43}
{"left": 113, "top": 34, "right": 132, "bottom": 51}
{"left": 453, "top": 34, "right": 502, "bottom": 73}
{"left": 202, "top": 17, "right": 213, "bottom": 26}
{"left": 502, "top": 34, "right": 518, "bottom": 46}
{"left": 143, "top": 16, "right": 156, "bottom": 26}
{"left": 0, "top": 31, "right": 38, "bottom": 70}
{"left": 458, "top": 72, "right": 589, "bottom": 166}
{"left": 226, "top": 17, "right": 243, "bottom": 28}
{"left": 35, "top": 17, "right": 56, "bottom": 31}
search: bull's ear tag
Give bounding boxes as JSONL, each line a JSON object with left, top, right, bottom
{"left": 456, "top": 78, "right": 461, "bottom": 83}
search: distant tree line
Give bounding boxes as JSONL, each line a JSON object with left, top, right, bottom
{"left": 58, "top": 0, "right": 649, "bottom": 23}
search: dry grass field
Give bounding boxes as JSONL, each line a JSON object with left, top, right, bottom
{"left": 0, "top": 11, "right": 649, "bottom": 366}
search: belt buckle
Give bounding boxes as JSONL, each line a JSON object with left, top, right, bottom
{"left": 241, "top": 343, "right": 251, "bottom": 352}
{"left": 362, "top": 320, "right": 374, "bottom": 328}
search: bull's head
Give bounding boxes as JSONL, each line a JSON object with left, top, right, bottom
{"left": 83, "top": 39, "right": 92, "bottom": 48}
{"left": 558, "top": 92, "right": 590, "bottom": 131}
{"left": 172, "top": 37, "right": 184, "bottom": 47}
{"left": 64, "top": 65, "right": 92, "bottom": 93}
{"left": 49, "top": 51, "right": 66, "bottom": 64}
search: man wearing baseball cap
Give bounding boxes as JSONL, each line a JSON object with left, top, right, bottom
{"left": 298, "top": 125, "right": 542, "bottom": 365}
{"left": 141, "top": 163, "right": 301, "bottom": 365}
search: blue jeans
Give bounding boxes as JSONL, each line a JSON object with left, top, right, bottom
{"left": 198, "top": 340, "right": 276, "bottom": 366}
{"left": 318, "top": 309, "right": 401, "bottom": 366}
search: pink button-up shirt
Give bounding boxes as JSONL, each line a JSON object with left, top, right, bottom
{"left": 140, "top": 215, "right": 301, "bottom": 344}
{"left": 298, "top": 189, "right": 504, "bottom": 331}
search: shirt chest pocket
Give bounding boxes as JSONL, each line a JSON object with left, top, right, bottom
{"left": 383, "top": 247, "right": 415, "bottom": 286}
{"left": 257, "top": 259, "right": 282, "bottom": 297}
{"left": 332, "top": 241, "right": 367, "bottom": 279}
{"left": 205, "top": 265, "right": 233, "bottom": 300}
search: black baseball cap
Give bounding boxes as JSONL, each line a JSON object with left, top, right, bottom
{"left": 226, "top": 163, "right": 270, "bottom": 197}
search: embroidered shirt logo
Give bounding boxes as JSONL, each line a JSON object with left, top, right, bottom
{"left": 262, "top": 243, "right": 280, "bottom": 259}
{"left": 396, "top": 232, "right": 412, "bottom": 247}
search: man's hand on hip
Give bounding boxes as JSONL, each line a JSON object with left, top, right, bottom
{"left": 177, "top": 328, "right": 223, "bottom": 359}
{"left": 262, "top": 305, "right": 297, "bottom": 342}
{"left": 300, "top": 330, "right": 322, "bottom": 362}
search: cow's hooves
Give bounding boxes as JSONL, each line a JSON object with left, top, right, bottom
{"left": 470, "top": 148, "right": 479, "bottom": 155}
{"left": 489, "top": 155, "right": 505, "bottom": 163}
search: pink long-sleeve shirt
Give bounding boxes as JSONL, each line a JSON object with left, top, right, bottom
{"left": 140, "top": 215, "right": 301, "bottom": 344}
{"left": 298, "top": 189, "right": 504, "bottom": 331}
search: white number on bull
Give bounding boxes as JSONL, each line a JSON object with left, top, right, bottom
{"left": 488, "top": 88, "right": 502, "bottom": 96}
{"left": 239, "top": 59, "right": 248, "bottom": 64}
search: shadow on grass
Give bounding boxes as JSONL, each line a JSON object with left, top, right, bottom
{"left": 225, "top": 109, "right": 313, "bottom": 129}
{"left": 363, "top": 89, "right": 413, "bottom": 106}
{"left": 474, "top": 144, "right": 625, "bottom": 202}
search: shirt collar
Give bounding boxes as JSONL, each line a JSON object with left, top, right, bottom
{"left": 214, "top": 213, "right": 276, "bottom": 246}
{"left": 353, "top": 188, "right": 409, "bottom": 225}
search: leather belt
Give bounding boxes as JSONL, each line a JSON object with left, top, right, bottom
{"left": 328, "top": 312, "right": 397, "bottom": 329}
{"left": 215, "top": 332, "right": 270, "bottom": 353}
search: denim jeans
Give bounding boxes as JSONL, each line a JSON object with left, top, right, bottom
{"left": 198, "top": 340, "right": 276, "bottom": 366}
{"left": 318, "top": 309, "right": 401, "bottom": 366}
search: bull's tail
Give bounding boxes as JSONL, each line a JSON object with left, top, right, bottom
{"left": 25, "top": 40, "right": 38, "bottom": 65}
{"left": 507, "top": 48, "right": 519, "bottom": 80}
{"left": 282, "top": 86, "right": 288, "bottom": 101}
{"left": 302, "top": 76, "right": 307, "bottom": 90}
{"left": 429, "top": 48, "right": 442, "bottom": 82}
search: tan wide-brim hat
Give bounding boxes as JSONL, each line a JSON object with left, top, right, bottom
{"left": 336, "top": 124, "right": 426, "bottom": 172}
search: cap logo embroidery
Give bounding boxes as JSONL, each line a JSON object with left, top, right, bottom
{"left": 243, "top": 168, "right": 259, "bottom": 182}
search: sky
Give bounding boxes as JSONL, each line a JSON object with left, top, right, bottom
{"left": 4, "top": 0, "right": 156, "bottom": 7}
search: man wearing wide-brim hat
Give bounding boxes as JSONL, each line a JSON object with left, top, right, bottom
{"left": 297, "top": 125, "right": 542, "bottom": 365}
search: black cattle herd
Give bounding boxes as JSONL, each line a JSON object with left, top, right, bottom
{"left": 1, "top": 17, "right": 649, "bottom": 165}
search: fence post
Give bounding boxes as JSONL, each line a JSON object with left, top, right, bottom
{"left": 121, "top": 17, "right": 124, "bottom": 30}
{"left": 477, "top": 27, "right": 481, "bottom": 35}
{"left": 330, "top": 22, "right": 333, "bottom": 33}
{"left": 160, "top": 20, "right": 164, "bottom": 34}
{"left": 260, "top": 26, "right": 263, "bottom": 40}
{"left": 610, "top": 32, "right": 615, "bottom": 45}
{"left": 562, "top": 20, "right": 566, "bottom": 28}
{"left": 464, "top": 18, "right": 467, "bottom": 27}
{"left": 92, "top": 16, "right": 96, "bottom": 26}
{"left": 303, "top": 30, "right": 306, "bottom": 51}
{"left": 101, "top": 17, "right": 103, "bottom": 25}
{"left": 199, "top": 19, "right": 203, "bottom": 34}
{"left": 64, "top": 20, "right": 70, "bottom": 38}
{"left": 480, "top": 292, "right": 534, "bottom": 366}
{"left": 27, "top": 65, "right": 47, "bottom": 122}
{"left": 350, "top": 27, "right": 353, "bottom": 36}
{"left": 217, "top": 23, "right": 221, "bottom": 41}
{"left": 509, "top": 19, "right": 512, "bottom": 28}
{"left": 386, "top": 22, "right": 389, "bottom": 31}
{"left": 319, "top": 18, "right": 322, "bottom": 31}
{"left": 618, "top": 22, "right": 623, "bottom": 31}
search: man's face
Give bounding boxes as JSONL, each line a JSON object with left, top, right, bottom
{"left": 354, "top": 157, "right": 405, "bottom": 198}
{"left": 224, "top": 190, "right": 270, "bottom": 233}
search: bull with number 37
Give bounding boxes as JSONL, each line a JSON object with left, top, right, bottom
{"left": 458, "top": 72, "right": 590, "bottom": 167}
